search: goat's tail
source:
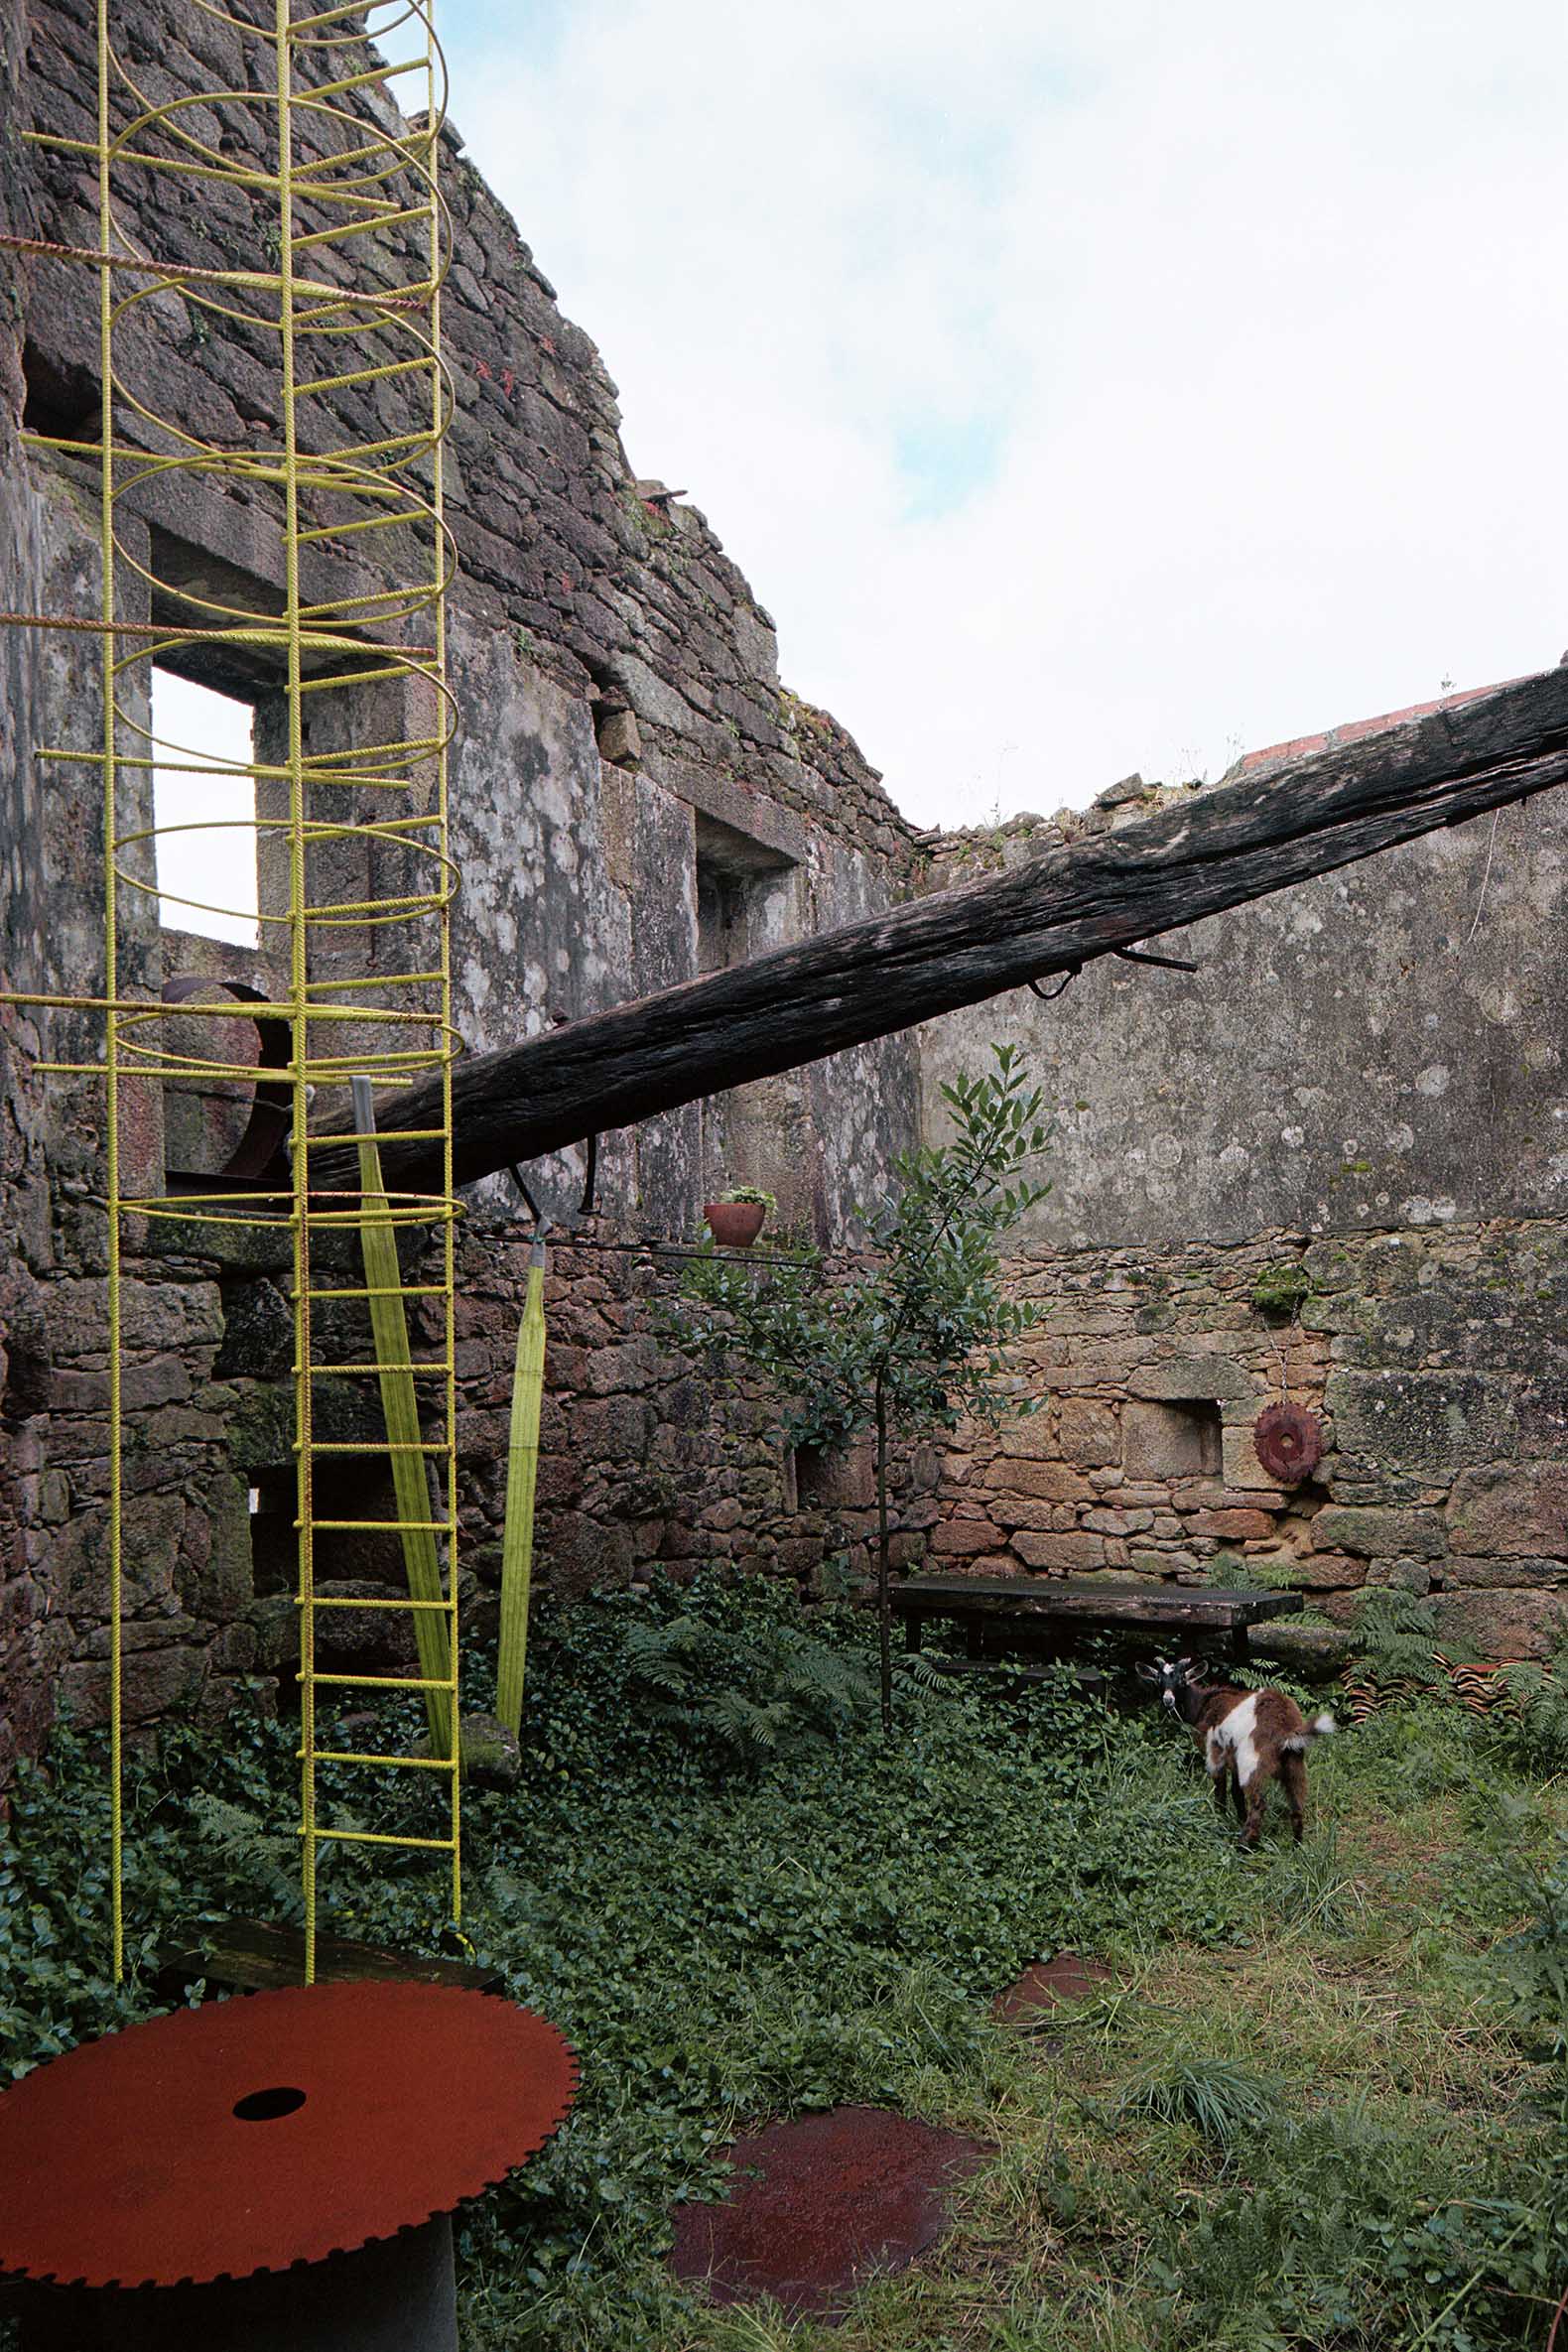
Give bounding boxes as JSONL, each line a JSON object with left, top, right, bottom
{"left": 1281, "top": 1712, "right": 1338, "bottom": 1754}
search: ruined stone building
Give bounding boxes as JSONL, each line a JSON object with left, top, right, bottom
{"left": 2, "top": 1, "right": 1565, "bottom": 1779}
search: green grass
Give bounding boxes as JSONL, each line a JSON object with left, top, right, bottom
{"left": 3, "top": 1580, "right": 1565, "bottom": 2350}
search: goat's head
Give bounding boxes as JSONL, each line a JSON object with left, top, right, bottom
{"left": 1136, "top": 1654, "right": 1200, "bottom": 1716}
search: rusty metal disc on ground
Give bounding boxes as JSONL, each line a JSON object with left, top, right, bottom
{"left": 670, "top": 2105, "right": 985, "bottom": 2320}
{"left": 1252, "top": 1400, "right": 1324, "bottom": 1484}
{"left": 0, "top": 1982, "right": 577, "bottom": 2289}
{"left": 991, "top": 1952, "right": 1113, "bottom": 2025}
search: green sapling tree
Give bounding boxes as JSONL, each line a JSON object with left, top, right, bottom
{"left": 683, "top": 1043, "right": 1051, "bottom": 1731}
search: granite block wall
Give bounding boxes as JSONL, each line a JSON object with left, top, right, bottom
{"left": 924, "top": 1217, "right": 1568, "bottom": 1659}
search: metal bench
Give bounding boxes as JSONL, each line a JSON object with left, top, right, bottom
{"left": 891, "top": 1573, "right": 1299, "bottom": 1678}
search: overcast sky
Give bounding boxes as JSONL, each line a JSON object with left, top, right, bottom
{"left": 404, "top": 4, "right": 1566, "bottom": 831}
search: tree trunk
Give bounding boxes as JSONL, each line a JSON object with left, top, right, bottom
{"left": 874, "top": 1377, "right": 891, "bottom": 1738}
{"left": 308, "top": 667, "right": 1568, "bottom": 1197}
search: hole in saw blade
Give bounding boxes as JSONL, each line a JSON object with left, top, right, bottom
{"left": 232, "top": 2085, "right": 308, "bottom": 2122}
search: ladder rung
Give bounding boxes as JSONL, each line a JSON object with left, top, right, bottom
{"left": 307, "top": 1592, "right": 454, "bottom": 1612}
{"left": 296, "top": 352, "right": 431, "bottom": 400}
{"left": 306, "top": 1827, "right": 457, "bottom": 1853}
{"left": 307, "top": 1749, "right": 456, "bottom": 1772}
{"left": 302, "top": 1126, "right": 451, "bottom": 1146}
{"left": 304, "top": 1671, "right": 457, "bottom": 1692}
{"left": 305, "top": 971, "right": 443, "bottom": 993}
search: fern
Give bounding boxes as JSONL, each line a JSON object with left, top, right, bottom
{"left": 1350, "top": 1590, "right": 1446, "bottom": 1693}
{"left": 773, "top": 1633, "right": 877, "bottom": 1727}
{"left": 618, "top": 1608, "right": 875, "bottom": 1769}
{"left": 188, "top": 1794, "right": 308, "bottom": 1919}
{"left": 1206, "top": 1549, "right": 1301, "bottom": 1593}
{"left": 896, "top": 1649, "right": 957, "bottom": 1693}
{"left": 1491, "top": 1648, "right": 1568, "bottom": 1774}
{"left": 703, "top": 1689, "right": 792, "bottom": 1760}
{"left": 621, "top": 1615, "right": 705, "bottom": 1699}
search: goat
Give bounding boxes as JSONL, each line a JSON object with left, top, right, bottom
{"left": 1137, "top": 1655, "right": 1336, "bottom": 1845}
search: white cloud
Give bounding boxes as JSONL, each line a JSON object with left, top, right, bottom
{"left": 442, "top": 0, "right": 1568, "bottom": 827}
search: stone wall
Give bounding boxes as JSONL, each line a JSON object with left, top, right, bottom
{"left": 920, "top": 751, "right": 1568, "bottom": 1250}
{"left": 53, "top": 1217, "right": 936, "bottom": 1713}
{"left": 927, "top": 1218, "right": 1568, "bottom": 1660}
{"left": 444, "top": 1225, "right": 941, "bottom": 1610}
{"left": 0, "top": 0, "right": 923, "bottom": 1768}
{"left": 0, "top": 0, "right": 54, "bottom": 1780}
{"left": 14, "top": 0, "right": 922, "bottom": 1232}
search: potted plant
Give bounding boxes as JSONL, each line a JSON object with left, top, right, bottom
{"left": 704, "top": 1186, "right": 775, "bottom": 1247}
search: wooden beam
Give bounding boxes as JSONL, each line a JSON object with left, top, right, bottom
{"left": 309, "top": 666, "right": 1568, "bottom": 1197}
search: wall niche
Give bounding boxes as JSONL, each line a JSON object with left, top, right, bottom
{"left": 1120, "top": 1396, "right": 1224, "bottom": 1480}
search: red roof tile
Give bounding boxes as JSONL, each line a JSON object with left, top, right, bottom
{"left": 1234, "top": 674, "right": 1539, "bottom": 780}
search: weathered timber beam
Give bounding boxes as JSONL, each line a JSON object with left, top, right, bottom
{"left": 310, "top": 665, "right": 1568, "bottom": 1196}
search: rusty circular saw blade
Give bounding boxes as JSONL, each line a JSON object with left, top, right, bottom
{"left": 1253, "top": 1399, "right": 1324, "bottom": 1485}
{"left": 0, "top": 1982, "right": 577, "bottom": 2291}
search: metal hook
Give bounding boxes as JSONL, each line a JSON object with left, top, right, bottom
{"left": 1026, "top": 965, "right": 1082, "bottom": 1002}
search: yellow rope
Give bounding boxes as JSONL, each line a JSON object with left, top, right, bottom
{"left": 53, "top": 0, "right": 462, "bottom": 1981}
{"left": 96, "top": 0, "right": 124, "bottom": 1986}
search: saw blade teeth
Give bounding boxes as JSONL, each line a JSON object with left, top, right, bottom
{"left": 0, "top": 1985, "right": 578, "bottom": 2288}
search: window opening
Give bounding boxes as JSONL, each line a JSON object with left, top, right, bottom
{"left": 151, "top": 668, "right": 259, "bottom": 946}
{"left": 696, "top": 861, "right": 751, "bottom": 976}
{"left": 21, "top": 342, "right": 101, "bottom": 445}
{"left": 248, "top": 1469, "right": 297, "bottom": 1597}
{"left": 694, "top": 812, "right": 793, "bottom": 977}
{"left": 792, "top": 1445, "right": 832, "bottom": 1508}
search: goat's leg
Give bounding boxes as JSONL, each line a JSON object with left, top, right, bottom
{"left": 1231, "top": 1766, "right": 1246, "bottom": 1826}
{"left": 1239, "top": 1769, "right": 1270, "bottom": 1849}
{"left": 1280, "top": 1749, "right": 1307, "bottom": 1843}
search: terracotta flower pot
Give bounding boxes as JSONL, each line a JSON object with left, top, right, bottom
{"left": 704, "top": 1201, "right": 766, "bottom": 1247}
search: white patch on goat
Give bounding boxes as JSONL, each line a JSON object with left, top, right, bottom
{"left": 1213, "top": 1692, "right": 1261, "bottom": 1787}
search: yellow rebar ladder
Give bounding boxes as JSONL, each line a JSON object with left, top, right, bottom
{"left": 5, "top": 0, "right": 462, "bottom": 1979}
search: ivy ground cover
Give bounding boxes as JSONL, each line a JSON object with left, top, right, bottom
{"left": 3, "top": 1576, "right": 1566, "bottom": 2349}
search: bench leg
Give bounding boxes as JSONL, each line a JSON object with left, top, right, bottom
{"left": 904, "top": 1615, "right": 923, "bottom": 1654}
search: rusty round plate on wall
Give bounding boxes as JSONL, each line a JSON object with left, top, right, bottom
{"left": 1253, "top": 1400, "right": 1324, "bottom": 1484}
